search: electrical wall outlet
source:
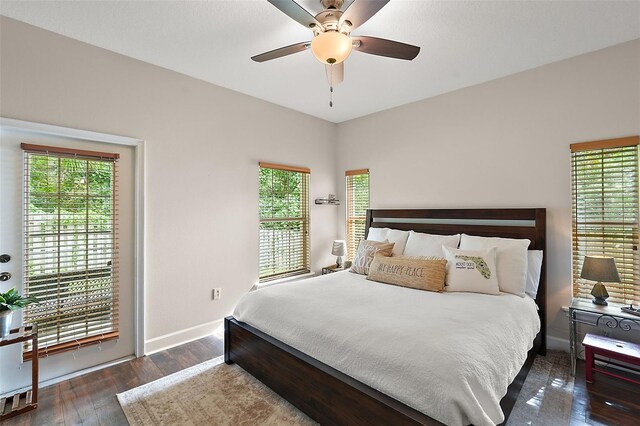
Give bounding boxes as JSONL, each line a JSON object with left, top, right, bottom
{"left": 212, "top": 288, "right": 221, "bottom": 300}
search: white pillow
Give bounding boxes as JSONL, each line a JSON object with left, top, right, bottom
{"left": 443, "top": 246, "right": 500, "bottom": 295}
{"left": 459, "top": 234, "right": 530, "bottom": 297}
{"left": 526, "top": 250, "right": 543, "bottom": 299}
{"left": 367, "top": 227, "right": 388, "bottom": 242}
{"left": 403, "top": 231, "right": 460, "bottom": 257}
{"left": 366, "top": 227, "right": 409, "bottom": 256}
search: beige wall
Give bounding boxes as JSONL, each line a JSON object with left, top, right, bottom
{"left": 336, "top": 39, "right": 640, "bottom": 347}
{"left": 2, "top": 14, "right": 639, "bottom": 366}
{"left": 0, "top": 17, "right": 339, "bottom": 354}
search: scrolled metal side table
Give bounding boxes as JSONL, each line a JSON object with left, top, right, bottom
{"left": 569, "top": 298, "right": 640, "bottom": 375}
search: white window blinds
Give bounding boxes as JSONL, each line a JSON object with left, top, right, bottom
{"left": 346, "top": 169, "right": 370, "bottom": 261}
{"left": 259, "top": 162, "right": 310, "bottom": 282}
{"left": 571, "top": 137, "right": 640, "bottom": 305}
{"left": 22, "top": 144, "right": 119, "bottom": 359}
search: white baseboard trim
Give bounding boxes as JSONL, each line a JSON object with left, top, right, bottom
{"left": 0, "top": 355, "right": 135, "bottom": 398}
{"left": 547, "top": 335, "right": 570, "bottom": 352}
{"left": 144, "top": 318, "right": 224, "bottom": 355}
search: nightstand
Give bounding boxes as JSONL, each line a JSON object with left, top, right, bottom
{"left": 322, "top": 261, "right": 352, "bottom": 275}
{"left": 569, "top": 297, "right": 640, "bottom": 376}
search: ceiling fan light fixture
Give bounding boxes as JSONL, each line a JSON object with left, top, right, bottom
{"left": 311, "top": 31, "right": 352, "bottom": 64}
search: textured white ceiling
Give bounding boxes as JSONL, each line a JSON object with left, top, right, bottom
{"left": 1, "top": 0, "right": 639, "bottom": 123}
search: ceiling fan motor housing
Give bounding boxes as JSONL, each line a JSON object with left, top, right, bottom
{"left": 313, "top": 10, "right": 347, "bottom": 34}
{"left": 311, "top": 1, "right": 353, "bottom": 64}
{"left": 320, "top": 0, "right": 344, "bottom": 11}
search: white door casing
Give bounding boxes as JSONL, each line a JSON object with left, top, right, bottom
{"left": 0, "top": 118, "right": 145, "bottom": 394}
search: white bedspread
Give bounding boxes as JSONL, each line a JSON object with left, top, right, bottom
{"left": 233, "top": 271, "right": 540, "bottom": 426}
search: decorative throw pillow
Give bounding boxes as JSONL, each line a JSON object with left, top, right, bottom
{"left": 526, "top": 250, "right": 544, "bottom": 299}
{"left": 350, "top": 240, "right": 395, "bottom": 275}
{"left": 403, "top": 231, "right": 461, "bottom": 257}
{"left": 366, "top": 228, "right": 409, "bottom": 256}
{"left": 367, "top": 255, "right": 447, "bottom": 292}
{"left": 443, "top": 246, "right": 500, "bottom": 295}
{"left": 459, "top": 234, "right": 530, "bottom": 297}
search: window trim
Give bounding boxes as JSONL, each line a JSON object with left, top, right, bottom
{"left": 21, "top": 143, "right": 120, "bottom": 160}
{"left": 570, "top": 136, "right": 639, "bottom": 153}
{"left": 258, "top": 161, "right": 310, "bottom": 174}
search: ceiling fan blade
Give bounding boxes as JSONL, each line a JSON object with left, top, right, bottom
{"left": 340, "top": 0, "right": 356, "bottom": 12}
{"left": 267, "top": 0, "right": 321, "bottom": 29}
{"left": 251, "top": 41, "right": 311, "bottom": 62}
{"left": 339, "top": 0, "right": 390, "bottom": 30}
{"left": 325, "top": 62, "right": 344, "bottom": 85}
{"left": 352, "top": 36, "right": 420, "bottom": 60}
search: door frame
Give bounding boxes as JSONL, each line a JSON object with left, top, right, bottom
{"left": 0, "top": 117, "right": 146, "bottom": 357}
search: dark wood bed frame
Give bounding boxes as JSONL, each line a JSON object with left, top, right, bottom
{"left": 225, "top": 208, "right": 546, "bottom": 425}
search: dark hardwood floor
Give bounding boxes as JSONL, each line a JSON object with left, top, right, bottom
{"left": 2, "top": 336, "right": 223, "bottom": 426}
{"left": 2, "top": 336, "right": 638, "bottom": 425}
{"left": 570, "top": 361, "right": 640, "bottom": 426}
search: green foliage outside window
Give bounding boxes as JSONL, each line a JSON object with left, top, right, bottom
{"left": 346, "top": 172, "right": 370, "bottom": 261}
{"left": 572, "top": 145, "right": 639, "bottom": 304}
{"left": 259, "top": 167, "right": 309, "bottom": 280}
{"left": 24, "top": 153, "right": 118, "bottom": 350}
{"left": 27, "top": 156, "right": 114, "bottom": 277}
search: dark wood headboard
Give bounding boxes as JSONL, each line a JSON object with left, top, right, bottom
{"left": 365, "top": 208, "right": 546, "bottom": 355}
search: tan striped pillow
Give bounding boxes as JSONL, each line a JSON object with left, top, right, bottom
{"left": 350, "top": 240, "right": 395, "bottom": 275}
{"left": 367, "top": 255, "right": 447, "bottom": 292}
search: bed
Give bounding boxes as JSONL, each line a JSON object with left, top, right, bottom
{"left": 225, "top": 208, "right": 546, "bottom": 425}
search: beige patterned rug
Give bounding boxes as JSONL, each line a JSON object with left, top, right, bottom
{"left": 117, "top": 356, "right": 316, "bottom": 426}
{"left": 118, "top": 352, "right": 573, "bottom": 426}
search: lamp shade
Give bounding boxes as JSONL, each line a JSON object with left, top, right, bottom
{"left": 580, "top": 255, "right": 621, "bottom": 283}
{"left": 311, "top": 32, "right": 352, "bottom": 64}
{"left": 332, "top": 240, "right": 346, "bottom": 257}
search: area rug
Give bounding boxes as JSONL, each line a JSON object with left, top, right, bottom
{"left": 117, "top": 356, "right": 316, "bottom": 426}
{"left": 118, "top": 352, "right": 574, "bottom": 426}
{"left": 507, "top": 351, "right": 575, "bottom": 426}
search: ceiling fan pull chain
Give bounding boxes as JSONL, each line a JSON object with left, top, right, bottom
{"left": 329, "top": 64, "right": 334, "bottom": 107}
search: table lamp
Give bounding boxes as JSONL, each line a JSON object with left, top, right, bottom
{"left": 332, "top": 240, "right": 346, "bottom": 268}
{"left": 580, "top": 255, "right": 621, "bottom": 306}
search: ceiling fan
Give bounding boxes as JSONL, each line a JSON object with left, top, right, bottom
{"left": 252, "top": 0, "right": 420, "bottom": 93}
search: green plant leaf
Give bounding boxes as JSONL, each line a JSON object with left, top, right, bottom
{"left": 0, "top": 288, "right": 39, "bottom": 310}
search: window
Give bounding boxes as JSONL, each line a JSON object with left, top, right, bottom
{"left": 346, "top": 169, "right": 370, "bottom": 261}
{"left": 259, "top": 162, "right": 310, "bottom": 282}
{"left": 571, "top": 137, "right": 640, "bottom": 305}
{"left": 22, "top": 144, "right": 119, "bottom": 359}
